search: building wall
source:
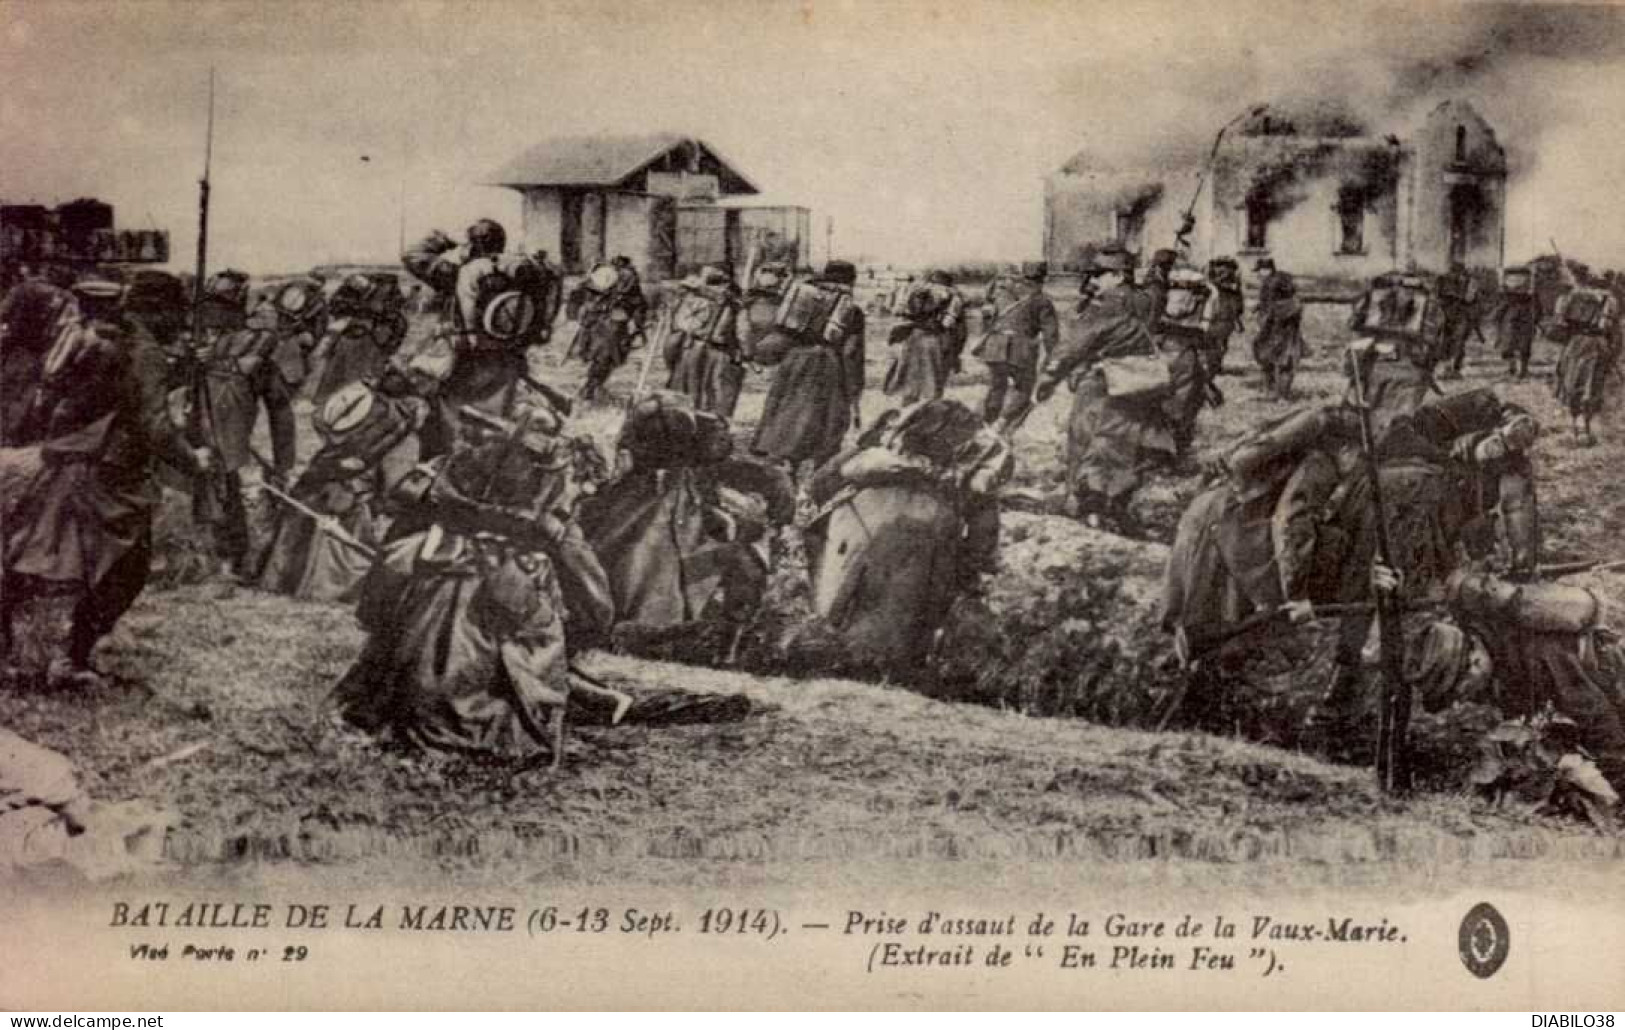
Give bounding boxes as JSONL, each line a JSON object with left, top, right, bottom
{"left": 605, "top": 192, "right": 676, "bottom": 280}
{"left": 1206, "top": 138, "right": 1407, "bottom": 284}
{"left": 519, "top": 188, "right": 565, "bottom": 262}
{"left": 1043, "top": 170, "right": 1209, "bottom": 269}
{"left": 1407, "top": 100, "right": 1506, "bottom": 273}
{"left": 1043, "top": 100, "right": 1505, "bottom": 287}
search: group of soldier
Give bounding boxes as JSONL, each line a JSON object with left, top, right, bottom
{"left": 2, "top": 212, "right": 1624, "bottom": 807}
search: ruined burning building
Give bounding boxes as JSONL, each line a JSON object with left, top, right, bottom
{"left": 1044, "top": 100, "right": 1507, "bottom": 287}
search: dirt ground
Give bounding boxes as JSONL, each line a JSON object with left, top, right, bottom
{"left": 5, "top": 291, "right": 1624, "bottom": 887}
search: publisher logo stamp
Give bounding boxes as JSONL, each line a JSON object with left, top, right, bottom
{"left": 1459, "top": 902, "right": 1510, "bottom": 979}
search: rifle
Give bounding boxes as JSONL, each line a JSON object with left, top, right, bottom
{"left": 1174, "top": 104, "right": 1267, "bottom": 252}
{"left": 1172, "top": 599, "right": 1443, "bottom": 668}
{"left": 184, "top": 69, "right": 232, "bottom": 525}
{"left": 1537, "top": 557, "right": 1625, "bottom": 579}
{"left": 1349, "top": 350, "right": 1413, "bottom": 795}
{"left": 247, "top": 446, "right": 379, "bottom": 561}
{"left": 628, "top": 303, "right": 671, "bottom": 408}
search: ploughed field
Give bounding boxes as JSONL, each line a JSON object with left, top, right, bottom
{"left": 4, "top": 292, "right": 1623, "bottom": 887}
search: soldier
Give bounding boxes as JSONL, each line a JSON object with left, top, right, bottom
{"left": 883, "top": 274, "right": 956, "bottom": 405}
{"left": 751, "top": 260, "right": 867, "bottom": 476}
{"left": 976, "top": 261, "right": 1058, "bottom": 433}
{"left": 580, "top": 391, "right": 794, "bottom": 649}
{"left": 329, "top": 397, "right": 622, "bottom": 765}
{"left": 0, "top": 270, "right": 76, "bottom": 444}
{"left": 802, "top": 398, "right": 1010, "bottom": 676}
{"left": 254, "top": 381, "right": 427, "bottom": 602}
{"left": 1434, "top": 260, "right": 1477, "bottom": 380}
{"left": 1551, "top": 281, "right": 1620, "bottom": 446}
{"left": 3, "top": 280, "right": 209, "bottom": 688}
{"left": 306, "top": 272, "right": 410, "bottom": 405}
{"left": 1165, "top": 381, "right": 1541, "bottom": 713}
{"left": 1203, "top": 256, "right": 1245, "bottom": 378}
{"left": 1141, "top": 248, "right": 1178, "bottom": 334}
{"left": 1250, "top": 258, "right": 1305, "bottom": 401}
{"left": 402, "top": 219, "right": 554, "bottom": 449}
{"left": 1489, "top": 266, "right": 1539, "bottom": 380}
{"left": 933, "top": 270, "right": 970, "bottom": 376}
{"left": 566, "top": 256, "right": 649, "bottom": 402}
{"left": 1033, "top": 246, "right": 1169, "bottom": 536}
{"left": 664, "top": 265, "right": 747, "bottom": 418}
{"left": 1360, "top": 562, "right": 1625, "bottom": 795}
{"left": 186, "top": 270, "right": 300, "bottom": 580}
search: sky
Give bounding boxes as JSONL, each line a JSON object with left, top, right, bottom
{"left": 5, "top": 0, "right": 1625, "bottom": 272}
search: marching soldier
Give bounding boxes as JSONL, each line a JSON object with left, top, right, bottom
{"left": 567, "top": 255, "right": 649, "bottom": 402}
{"left": 3, "top": 280, "right": 209, "bottom": 687}
{"left": 1203, "top": 256, "right": 1245, "bottom": 377}
{"left": 402, "top": 219, "right": 555, "bottom": 451}
{"left": 1489, "top": 266, "right": 1539, "bottom": 380}
{"left": 1033, "top": 245, "right": 1169, "bottom": 536}
{"left": 751, "top": 260, "right": 867, "bottom": 475}
{"left": 665, "top": 265, "right": 746, "bottom": 419}
{"left": 189, "top": 270, "right": 301, "bottom": 581}
{"left": 883, "top": 273, "right": 958, "bottom": 405}
{"left": 976, "top": 261, "right": 1058, "bottom": 434}
{"left": 1434, "top": 260, "right": 1477, "bottom": 380}
{"left": 0, "top": 270, "right": 76, "bottom": 444}
{"left": 307, "top": 272, "right": 410, "bottom": 405}
{"left": 1251, "top": 258, "right": 1305, "bottom": 401}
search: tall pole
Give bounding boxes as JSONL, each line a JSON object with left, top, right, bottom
{"left": 192, "top": 67, "right": 215, "bottom": 319}
{"left": 825, "top": 215, "right": 834, "bottom": 262}
{"left": 397, "top": 125, "right": 408, "bottom": 257}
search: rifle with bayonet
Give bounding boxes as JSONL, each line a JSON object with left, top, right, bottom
{"left": 248, "top": 445, "right": 379, "bottom": 561}
{"left": 1173, "top": 104, "right": 1268, "bottom": 252}
{"left": 1349, "top": 348, "right": 1413, "bottom": 794}
{"left": 186, "top": 68, "right": 232, "bottom": 525}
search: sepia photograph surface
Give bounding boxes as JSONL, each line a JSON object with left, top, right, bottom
{"left": 1, "top": 0, "right": 1624, "bottom": 1010}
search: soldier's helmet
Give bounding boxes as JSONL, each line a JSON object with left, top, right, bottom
{"left": 818, "top": 260, "right": 858, "bottom": 287}
{"left": 465, "top": 219, "right": 507, "bottom": 257}
{"left": 927, "top": 270, "right": 953, "bottom": 287}
{"left": 1151, "top": 248, "right": 1178, "bottom": 270}
{"left": 1088, "top": 246, "right": 1136, "bottom": 275}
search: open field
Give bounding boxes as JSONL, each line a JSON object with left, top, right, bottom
{"left": 5, "top": 294, "right": 1625, "bottom": 888}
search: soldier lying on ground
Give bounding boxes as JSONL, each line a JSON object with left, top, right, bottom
{"left": 1352, "top": 561, "right": 1625, "bottom": 803}
{"left": 578, "top": 391, "right": 794, "bottom": 655}
{"left": 1163, "top": 376, "right": 1540, "bottom": 710}
{"left": 799, "top": 398, "right": 1010, "bottom": 677}
{"left": 254, "top": 379, "right": 427, "bottom": 602}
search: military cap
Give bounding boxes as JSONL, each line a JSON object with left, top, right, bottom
{"left": 1254, "top": 257, "right": 1276, "bottom": 272}
{"left": 1151, "top": 248, "right": 1178, "bottom": 268}
{"left": 819, "top": 260, "right": 858, "bottom": 287}
{"left": 71, "top": 278, "right": 125, "bottom": 309}
{"left": 927, "top": 270, "right": 953, "bottom": 287}
{"left": 1021, "top": 261, "right": 1049, "bottom": 282}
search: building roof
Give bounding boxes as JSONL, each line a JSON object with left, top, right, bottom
{"left": 484, "top": 133, "right": 759, "bottom": 195}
